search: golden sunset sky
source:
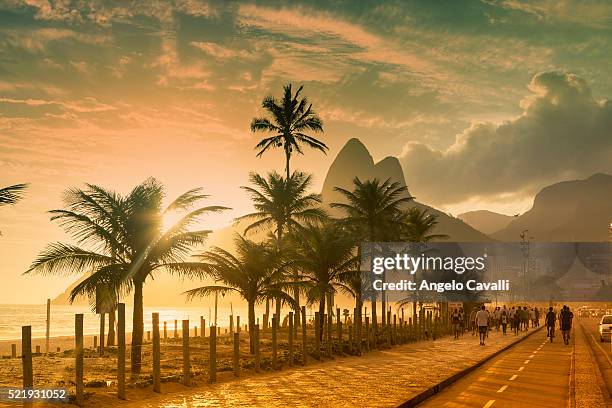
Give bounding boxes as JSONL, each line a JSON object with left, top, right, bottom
{"left": 1, "top": 0, "right": 612, "bottom": 303}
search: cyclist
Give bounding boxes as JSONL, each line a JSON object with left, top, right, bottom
{"left": 560, "top": 305, "right": 574, "bottom": 345}
{"left": 545, "top": 306, "right": 556, "bottom": 341}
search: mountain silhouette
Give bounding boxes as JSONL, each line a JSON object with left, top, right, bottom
{"left": 321, "top": 138, "right": 491, "bottom": 241}
{"left": 492, "top": 173, "right": 612, "bottom": 241}
{"left": 458, "top": 210, "right": 513, "bottom": 235}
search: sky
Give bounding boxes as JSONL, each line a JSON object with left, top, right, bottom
{"left": 1, "top": 0, "right": 612, "bottom": 304}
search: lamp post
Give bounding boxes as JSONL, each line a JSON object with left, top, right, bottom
{"left": 520, "top": 230, "right": 529, "bottom": 301}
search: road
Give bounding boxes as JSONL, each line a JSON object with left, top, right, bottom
{"left": 418, "top": 326, "right": 572, "bottom": 407}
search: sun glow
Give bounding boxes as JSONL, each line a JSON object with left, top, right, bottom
{"left": 161, "top": 211, "right": 184, "bottom": 233}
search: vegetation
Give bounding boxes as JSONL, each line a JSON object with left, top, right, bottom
{"left": 289, "top": 222, "right": 357, "bottom": 339}
{"left": 0, "top": 183, "right": 28, "bottom": 206}
{"left": 331, "top": 177, "right": 413, "bottom": 329}
{"left": 184, "top": 235, "right": 294, "bottom": 353}
{"left": 25, "top": 179, "right": 228, "bottom": 374}
{"left": 251, "top": 83, "right": 327, "bottom": 180}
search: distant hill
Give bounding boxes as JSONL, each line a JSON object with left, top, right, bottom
{"left": 458, "top": 210, "right": 513, "bottom": 235}
{"left": 492, "top": 173, "right": 612, "bottom": 241}
{"left": 321, "top": 138, "right": 491, "bottom": 242}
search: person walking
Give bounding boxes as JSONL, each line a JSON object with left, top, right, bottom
{"left": 451, "top": 308, "right": 461, "bottom": 339}
{"left": 476, "top": 306, "right": 489, "bottom": 346}
{"left": 501, "top": 310, "right": 508, "bottom": 334}
{"left": 545, "top": 307, "right": 556, "bottom": 341}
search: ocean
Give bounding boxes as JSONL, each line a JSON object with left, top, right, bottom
{"left": 0, "top": 303, "right": 250, "bottom": 341}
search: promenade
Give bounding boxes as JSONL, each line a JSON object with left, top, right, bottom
{"left": 122, "top": 329, "right": 536, "bottom": 408}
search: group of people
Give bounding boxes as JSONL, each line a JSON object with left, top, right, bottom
{"left": 450, "top": 304, "right": 573, "bottom": 346}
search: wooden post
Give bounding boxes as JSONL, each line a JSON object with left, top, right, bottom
{"left": 117, "top": 303, "right": 126, "bottom": 400}
{"left": 57, "top": 347, "right": 60, "bottom": 352}
{"left": 209, "top": 325, "right": 217, "bottom": 383}
{"left": 337, "top": 309, "right": 343, "bottom": 354}
{"left": 182, "top": 320, "right": 190, "bottom": 386}
{"left": 35, "top": 345, "right": 39, "bottom": 354}
{"left": 75, "top": 314, "right": 84, "bottom": 406}
{"left": 272, "top": 314, "right": 278, "bottom": 369}
{"left": 22, "top": 326, "right": 32, "bottom": 388}
{"left": 11, "top": 343, "right": 16, "bottom": 358}
{"left": 314, "top": 312, "right": 320, "bottom": 360}
{"left": 387, "top": 309, "right": 392, "bottom": 346}
{"left": 348, "top": 325, "right": 353, "bottom": 354}
{"left": 354, "top": 307, "right": 361, "bottom": 354}
{"left": 301, "top": 306, "right": 307, "bottom": 365}
{"left": 288, "top": 311, "right": 294, "bottom": 366}
{"left": 45, "top": 298, "right": 50, "bottom": 355}
{"left": 408, "top": 317, "right": 413, "bottom": 342}
{"left": 233, "top": 332, "right": 240, "bottom": 377}
{"left": 152, "top": 313, "right": 161, "bottom": 393}
{"left": 99, "top": 312, "right": 105, "bottom": 356}
{"left": 230, "top": 315, "right": 234, "bottom": 333}
{"left": 237, "top": 316, "right": 241, "bottom": 333}
{"left": 393, "top": 314, "right": 397, "bottom": 346}
{"left": 326, "top": 314, "right": 332, "bottom": 357}
{"left": 365, "top": 316, "right": 370, "bottom": 351}
{"left": 254, "top": 324, "right": 260, "bottom": 372}
{"left": 174, "top": 320, "right": 178, "bottom": 338}
{"left": 147, "top": 330, "right": 151, "bottom": 342}
{"left": 200, "top": 316, "right": 205, "bottom": 338}
{"left": 163, "top": 321, "right": 167, "bottom": 339}
{"left": 94, "top": 336, "right": 97, "bottom": 350}
{"left": 194, "top": 326, "right": 197, "bottom": 337}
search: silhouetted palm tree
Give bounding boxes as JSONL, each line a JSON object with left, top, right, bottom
{"left": 251, "top": 84, "right": 327, "bottom": 180}
{"left": 236, "top": 171, "right": 326, "bottom": 322}
{"left": 400, "top": 207, "right": 448, "bottom": 242}
{"left": 25, "top": 179, "right": 228, "bottom": 374}
{"left": 184, "top": 235, "right": 294, "bottom": 353}
{"left": 331, "top": 177, "right": 413, "bottom": 329}
{"left": 289, "top": 222, "right": 357, "bottom": 340}
{"left": 0, "top": 183, "right": 28, "bottom": 235}
{"left": 0, "top": 184, "right": 28, "bottom": 206}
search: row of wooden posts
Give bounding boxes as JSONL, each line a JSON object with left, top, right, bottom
{"left": 18, "top": 303, "right": 450, "bottom": 406}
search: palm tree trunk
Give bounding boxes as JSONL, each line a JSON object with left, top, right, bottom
{"left": 248, "top": 300, "right": 256, "bottom": 354}
{"left": 381, "top": 270, "right": 386, "bottom": 327}
{"left": 131, "top": 279, "right": 144, "bottom": 375}
{"left": 318, "top": 296, "right": 325, "bottom": 341}
{"left": 285, "top": 147, "right": 291, "bottom": 181}
{"left": 275, "top": 297, "right": 281, "bottom": 324}
{"left": 371, "top": 298, "right": 378, "bottom": 337}
{"left": 107, "top": 309, "right": 116, "bottom": 346}
{"left": 264, "top": 299, "right": 270, "bottom": 330}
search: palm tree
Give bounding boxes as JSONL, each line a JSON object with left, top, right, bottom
{"left": 0, "top": 183, "right": 28, "bottom": 235}
{"left": 184, "top": 235, "right": 294, "bottom": 353}
{"left": 251, "top": 83, "right": 327, "bottom": 180}
{"left": 400, "top": 207, "right": 448, "bottom": 242}
{"left": 289, "top": 222, "right": 357, "bottom": 340}
{"left": 0, "top": 184, "right": 28, "bottom": 206}
{"left": 25, "top": 179, "right": 228, "bottom": 374}
{"left": 236, "top": 171, "right": 326, "bottom": 325}
{"left": 331, "top": 177, "right": 413, "bottom": 330}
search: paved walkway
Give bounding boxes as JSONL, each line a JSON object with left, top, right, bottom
{"left": 125, "top": 329, "right": 535, "bottom": 408}
{"left": 419, "top": 327, "right": 570, "bottom": 408}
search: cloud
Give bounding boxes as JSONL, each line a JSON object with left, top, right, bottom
{"left": 400, "top": 72, "right": 612, "bottom": 204}
{"left": 238, "top": 4, "right": 443, "bottom": 80}
{"left": 0, "top": 96, "right": 116, "bottom": 112}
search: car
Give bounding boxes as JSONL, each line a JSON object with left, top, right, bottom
{"left": 598, "top": 315, "right": 612, "bottom": 342}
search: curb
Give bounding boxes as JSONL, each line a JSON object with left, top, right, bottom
{"left": 568, "top": 326, "right": 576, "bottom": 408}
{"left": 397, "top": 326, "right": 544, "bottom": 407}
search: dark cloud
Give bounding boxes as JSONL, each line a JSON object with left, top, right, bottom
{"left": 400, "top": 71, "right": 612, "bottom": 204}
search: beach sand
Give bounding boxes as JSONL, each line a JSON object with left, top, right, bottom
{"left": 0, "top": 326, "right": 292, "bottom": 407}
